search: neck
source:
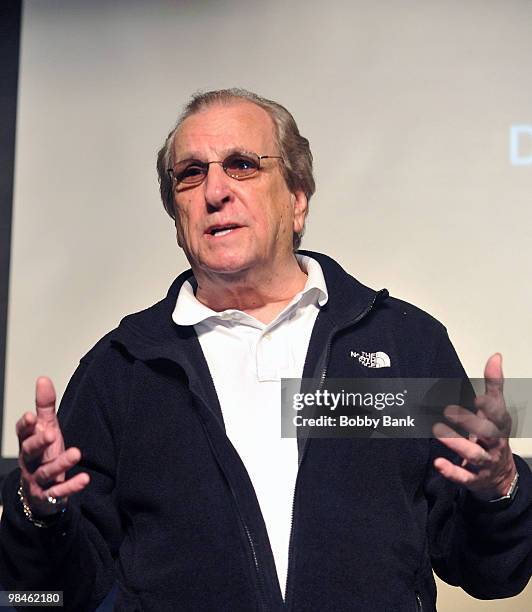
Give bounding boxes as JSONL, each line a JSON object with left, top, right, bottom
{"left": 193, "top": 255, "right": 307, "bottom": 324}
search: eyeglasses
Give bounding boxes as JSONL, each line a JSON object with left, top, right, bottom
{"left": 167, "top": 151, "right": 283, "bottom": 188}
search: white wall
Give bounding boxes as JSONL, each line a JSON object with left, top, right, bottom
{"left": 3, "top": 1, "right": 532, "bottom": 606}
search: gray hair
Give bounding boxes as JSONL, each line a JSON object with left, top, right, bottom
{"left": 156, "top": 88, "right": 315, "bottom": 250}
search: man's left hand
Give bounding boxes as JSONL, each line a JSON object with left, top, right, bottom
{"left": 432, "top": 353, "right": 517, "bottom": 501}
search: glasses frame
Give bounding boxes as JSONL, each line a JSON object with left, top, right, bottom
{"left": 167, "top": 151, "right": 283, "bottom": 188}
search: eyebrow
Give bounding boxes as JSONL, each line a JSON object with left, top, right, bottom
{"left": 174, "top": 146, "right": 253, "bottom": 165}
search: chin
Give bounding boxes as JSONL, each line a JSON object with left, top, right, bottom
{"left": 198, "top": 254, "right": 253, "bottom": 276}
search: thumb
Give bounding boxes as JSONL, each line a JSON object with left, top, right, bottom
{"left": 484, "top": 353, "right": 504, "bottom": 398}
{"left": 35, "top": 376, "right": 57, "bottom": 423}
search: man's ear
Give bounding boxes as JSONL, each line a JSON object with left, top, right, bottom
{"left": 292, "top": 190, "right": 308, "bottom": 235}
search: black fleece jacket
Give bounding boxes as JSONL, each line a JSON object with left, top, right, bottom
{"left": 1, "top": 251, "right": 530, "bottom": 611}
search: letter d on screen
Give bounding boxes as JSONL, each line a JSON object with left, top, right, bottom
{"left": 510, "top": 125, "right": 532, "bottom": 165}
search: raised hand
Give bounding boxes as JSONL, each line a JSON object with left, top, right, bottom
{"left": 432, "top": 353, "right": 517, "bottom": 501}
{"left": 16, "top": 376, "right": 90, "bottom": 517}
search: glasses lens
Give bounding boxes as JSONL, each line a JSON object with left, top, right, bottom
{"left": 174, "top": 162, "right": 208, "bottom": 185}
{"left": 224, "top": 153, "right": 260, "bottom": 179}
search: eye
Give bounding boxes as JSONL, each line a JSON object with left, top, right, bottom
{"left": 224, "top": 154, "right": 259, "bottom": 178}
{"left": 177, "top": 163, "right": 207, "bottom": 184}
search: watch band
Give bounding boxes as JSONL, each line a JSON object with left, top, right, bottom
{"left": 488, "top": 470, "right": 519, "bottom": 504}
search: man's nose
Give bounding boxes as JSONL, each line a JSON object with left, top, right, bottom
{"left": 203, "top": 162, "right": 233, "bottom": 209}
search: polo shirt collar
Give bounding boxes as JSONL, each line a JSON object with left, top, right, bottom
{"left": 172, "top": 254, "right": 328, "bottom": 327}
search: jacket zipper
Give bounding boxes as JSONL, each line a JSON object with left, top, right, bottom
{"left": 243, "top": 520, "right": 268, "bottom": 612}
{"left": 195, "top": 389, "right": 269, "bottom": 612}
{"left": 284, "top": 289, "right": 388, "bottom": 609}
{"left": 415, "top": 592, "right": 423, "bottom": 611}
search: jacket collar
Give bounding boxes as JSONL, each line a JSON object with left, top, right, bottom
{"left": 110, "top": 250, "right": 388, "bottom": 363}
{"left": 297, "top": 250, "right": 388, "bottom": 327}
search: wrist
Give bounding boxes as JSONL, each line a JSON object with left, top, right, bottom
{"left": 469, "top": 460, "right": 517, "bottom": 502}
{"left": 17, "top": 480, "right": 66, "bottom": 528}
{"left": 487, "top": 470, "right": 519, "bottom": 504}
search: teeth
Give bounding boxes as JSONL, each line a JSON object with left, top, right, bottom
{"left": 212, "top": 227, "right": 235, "bottom": 237}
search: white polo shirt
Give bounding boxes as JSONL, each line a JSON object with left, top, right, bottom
{"left": 172, "top": 255, "right": 328, "bottom": 595}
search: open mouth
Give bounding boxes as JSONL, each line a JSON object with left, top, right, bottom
{"left": 207, "top": 224, "right": 241, "bottom": 237}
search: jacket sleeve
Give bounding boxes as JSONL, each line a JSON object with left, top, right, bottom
{"left": 425, "top": 329, "right": 532, "bottom": 598}
{"left": 0, "top": 347, "right": 125, "bottom": 611}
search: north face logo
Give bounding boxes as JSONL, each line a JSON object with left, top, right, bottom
{"left": 350, "top": 351, "right": 391, "bottom": 368}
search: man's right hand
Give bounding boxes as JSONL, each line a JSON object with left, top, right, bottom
{"left": 16, "top": 376, "right": 90, "bottom": 517}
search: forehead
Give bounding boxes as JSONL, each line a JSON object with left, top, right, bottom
{"left": 172, "top": 101, "right": 277, "bottom": 160}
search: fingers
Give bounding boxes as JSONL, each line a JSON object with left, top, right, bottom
{"left": 33, "top": 447, "right": 81, "bottom": 487}
{"left": 432, "top": 354, "right": 516, "bottom": 499}
{"left": 20, "top": 428, "right": 56, "bottom": 467}
{"left": 479, "top": 354, "right": 507, "bottom": 430}
{"left": 35, "top": 376, "right": 57, "bottom": 424}
{"left": 25, "top": 471, "right": 91, "bottom": 516}
{"left": 433, "top": 457, "right": 478, "bottom": 487}
{"left": 17, "top": 377, "right": 59, "bottom": 438}
{"left": 45, "top": 472, "right": 90, "bottom": 499}
{"left": 16, "top": 411, "right": 37, "bottom": 442}
{"left": 439, "top": 352, "right": 511, "bottom": 439}
{"left": 475, "top": 393, "right": 512, "bottom": 436}
{"left": 22, "top": 447, "right": 90, "bottom": 513}
{"left": 433, "top": 423, "right": 493, "bottom": 466}
{"left": 484, "top": 353, "right": 504, "bottom": 398}
{"left": 16, "top": 377, "right": 87, "bottom": 512}
{"left": 442, "top": 405, "right": 500, "bottom": 440}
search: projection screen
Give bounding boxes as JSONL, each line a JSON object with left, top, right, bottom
{"left": 1, "top": 1, "right": 531, "bottom": 609}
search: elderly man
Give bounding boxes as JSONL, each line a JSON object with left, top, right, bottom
{"left": 1, "top": 89, "right": 530, "bottom": 611}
